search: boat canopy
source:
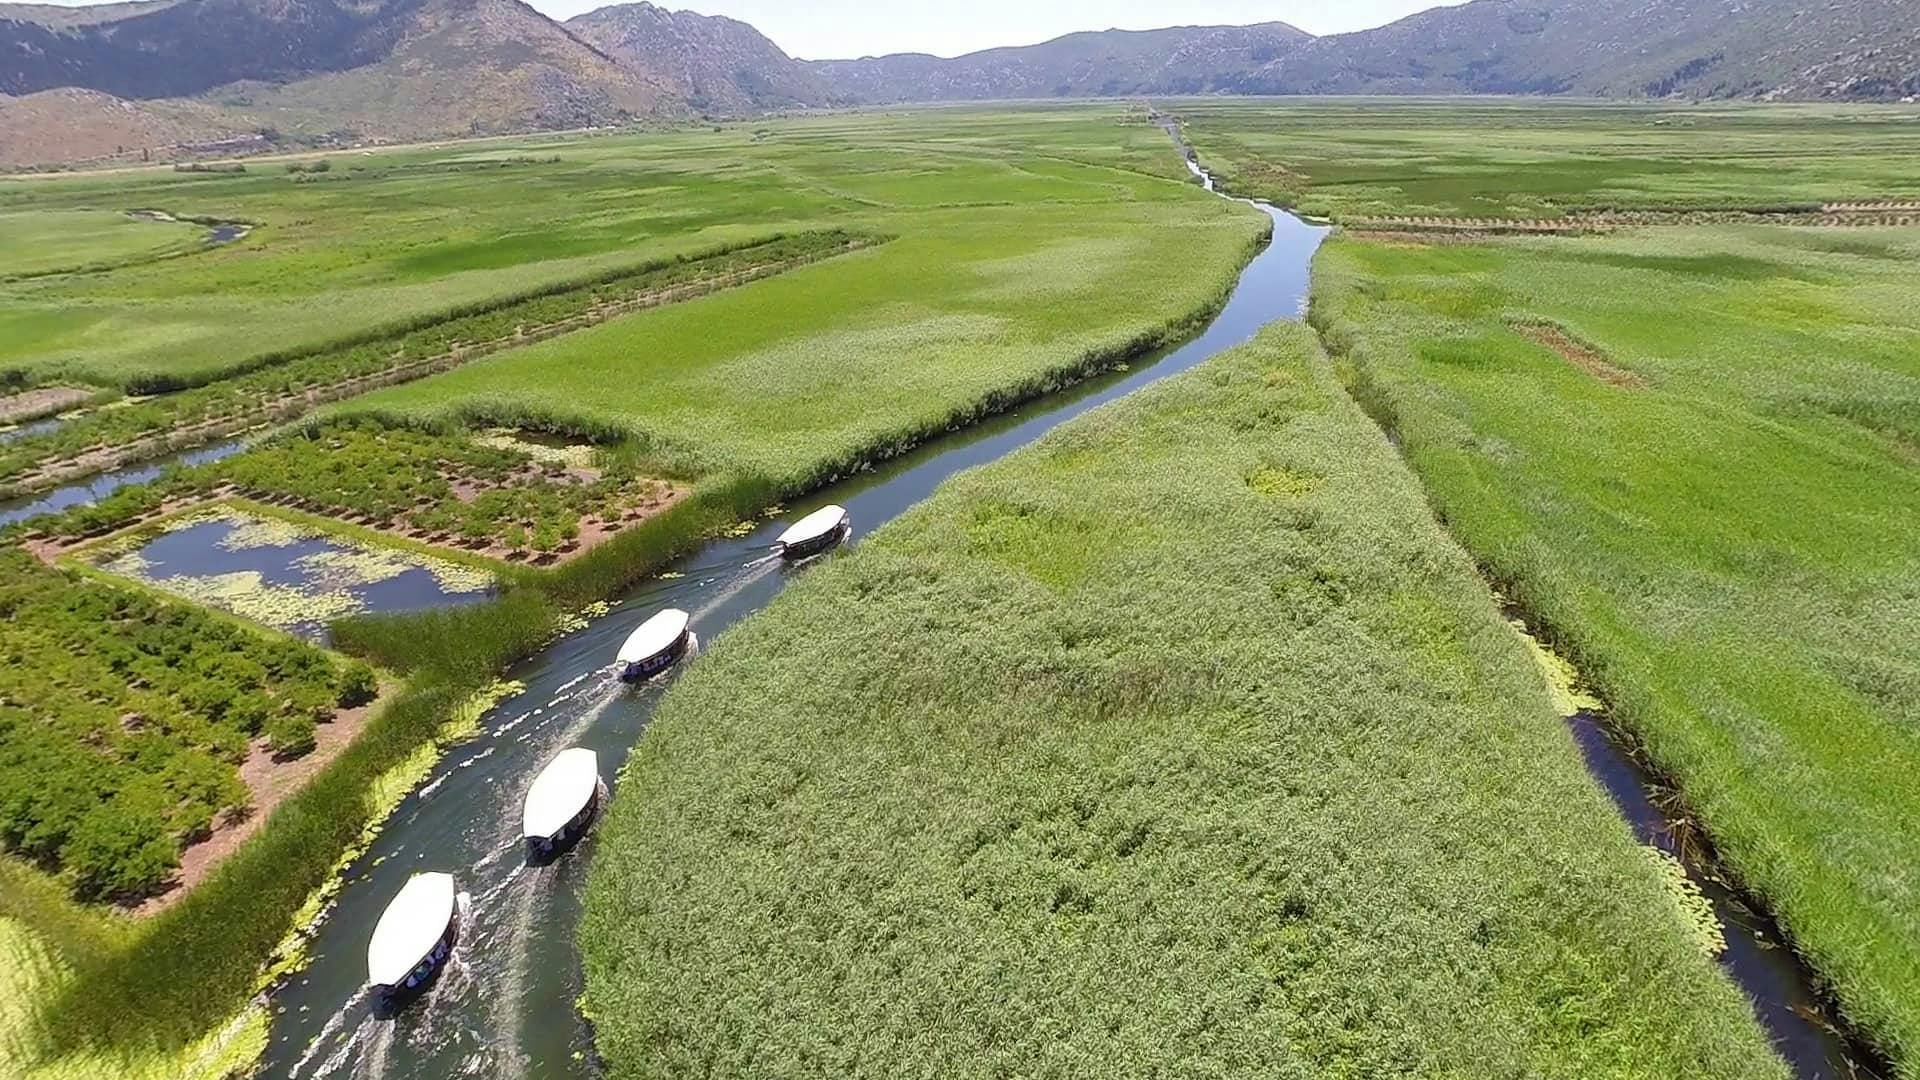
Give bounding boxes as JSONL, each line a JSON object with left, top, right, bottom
{"left": 523, "top": 748, "right": 599, "bottom": 841}
{"left": 617, "top": 609, "right": 689, "bottom": 665}
{"left": 367, "top": 872, "right": 456, "bottom": 988}
{"left": 778, "top": 505, "right": 848, "bottom": 548}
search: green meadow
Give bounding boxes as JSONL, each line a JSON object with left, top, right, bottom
{"left": 0, "top": 209, "right": 206, "bottom": 280}
{"left": 338, "top": 192, "right": 1260, "bottom": 488}
{"left": 1314, "top": 223, "right": 1920, "bottom": 1069}
{"left": 1174, "top": 98, "right": 1920, "bottom": 219}
{"left": 581, "top": 325, "right": 1785, "bottom": 1078}
{"left": 0, "top": 106, "right": 1199, "bottom": 391}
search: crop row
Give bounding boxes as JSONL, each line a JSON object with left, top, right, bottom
{"left": 0, "top": 548, "right": 375, "bottom": 902}
{"left": 0, "top": 230, "right": 873, "bottom": 494}
{"left": 219, "top": 419, "right": 674, "bottom": 558}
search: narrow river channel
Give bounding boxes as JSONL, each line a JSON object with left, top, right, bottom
{"left": 251, "top": 198, "right": 1324, "bottom": 1077}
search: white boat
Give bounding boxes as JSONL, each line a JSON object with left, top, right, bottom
{"left": 775, "top": 504, "right": 851, "bottom": 560}
{"left": 523, "top": 748, "right": 603, "bottom": 858}
{"left": 366, "top": 872, "right": 463, "bottom": 1001}
{"left": 616, "top": 607, "right": 692, "bottom": 683}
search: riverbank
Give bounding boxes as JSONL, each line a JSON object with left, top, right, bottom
{"left": 579, "top": 323, "right": 1787, "bottom": 1077}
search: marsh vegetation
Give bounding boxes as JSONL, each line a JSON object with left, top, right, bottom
{"left": 580, "top": 326, "right": 1788, "bottom": 1078}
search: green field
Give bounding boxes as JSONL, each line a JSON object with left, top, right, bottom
{"left": 1313, "top": 223, "right": 1920, "bottom": 1069}
{"left": 1174, "top": 98, "right": 1920, "bottom": 219}
{"left": 580, "top": 326, "right": 1785, "bottom": 1078}
{"left": 0, "top": 107, "right": 1201, "bottom": 390}
{"left": 0, "top": 209, "right": 206, "bottom": 279}
{"left": 338, "top": 192, "right": 1258, "bottom": 489}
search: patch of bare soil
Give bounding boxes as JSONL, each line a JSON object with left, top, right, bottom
{"left": 1512, "top": 322, "right": 1648, "bottom": 390}
{"left": 126, "top": 689, "right": 389, "bottom": 918}
{"left": 0, "top": 386, "right": 91, "bottom": 423}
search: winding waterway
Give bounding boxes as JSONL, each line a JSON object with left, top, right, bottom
{"left": 253, "top": 198, "right": 1324, "bottom": 1077}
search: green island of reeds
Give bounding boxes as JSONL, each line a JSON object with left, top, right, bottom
{"left": 1312, "top": 221, "right": 1920, "bottom": 1071}
{"left": 578, "top": 325, "right": 1789, "bottom": 1078}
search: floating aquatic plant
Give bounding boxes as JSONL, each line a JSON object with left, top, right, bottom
{"left": 1640, "top": 845, "right": 1727, "bottom": 958}
{"left": 219, "top": 514, "right": 309, "bottom": 552}
{"left": 149, "top": 571, "right": 365, "bottom": 631}
{"left": 295, "top": 548, "right": 416, "bottom": 592}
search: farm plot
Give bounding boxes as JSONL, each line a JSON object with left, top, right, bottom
{"left": 219, "top": 419, "right": 682, "bottom": 563}
{"left": 580, "top": 325, "right": 1787, "bottom": 1078}
{"left": 0, "top": 230, "right": 869, "bottom": 492}
{"left": 0, "top": 547, "right": 376, "bottom": 903}
{"left": 0, "top": 106, "right": 1202, "bottom": 393}
{"left": 1172, "top": 98, "right": 1920, "bottom": 220}
{"left": 1313, "top": 223, "right": 1920, "bottom": 1073}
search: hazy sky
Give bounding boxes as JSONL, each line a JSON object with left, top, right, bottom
{"left": 33, "top": 0, "right": 1466, "bottom": 60}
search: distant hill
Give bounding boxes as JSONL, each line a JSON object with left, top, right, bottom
{"left": 566, "top": 2, "right": 841, "bottom": 114}
{"left": 0, "top": 87, "right": 253, "bottom": 168}
{"left": 808, "top": 0, "right": 1920, "bottom": 103}
{"left": 809, "top": 22, "right": 1312, "bottom": 103}
{"left": 1258, "top": 0, "right": 1920, "bottom": 99}
{"left": 0, "top": 0, "right": 680, "bottom": 147}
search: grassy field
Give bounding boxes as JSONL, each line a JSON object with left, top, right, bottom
{"left": 580, "top": 325, "right": 1786, "bottom": 1078}
{"left": 339, "top": 191, "right": 1259, "bottom": 490}
{"left": 1313, "top": 223, "right": 1920, "bottom": 1073}
{"left": 0, "top": 106, "right": 1199, "bottom": 390}
{"left": 1173, "top": 98, "right": 1920, "bottom": 219}
{"left": 0, "top": 209, "right": 206, "bottom": 279}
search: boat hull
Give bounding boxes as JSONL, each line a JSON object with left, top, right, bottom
{"left": 370, "top": 902, "right": 462, "bottom": 1010}
{"left": 526, "top": 779, "right": 607, "bottom": 864}
{"left": 619, "top": 628, "right": 692, "bottom": 684}
{"left": 779, "top": 520, "right": 851, "bottom": 562}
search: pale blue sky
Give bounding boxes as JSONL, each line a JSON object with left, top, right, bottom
{"left": 34, "top": 1, "right": 1466, "bottom": 60}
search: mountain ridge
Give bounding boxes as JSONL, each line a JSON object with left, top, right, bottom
{"left": 2, "top": 0, "right": 1916, "bottom": 170}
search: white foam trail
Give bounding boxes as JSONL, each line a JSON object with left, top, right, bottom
{"left": 287, "top": 991, "right": 371, "bottom": 1078}
{"left": 493, "top": 710, "right": 535, "bottom": 738}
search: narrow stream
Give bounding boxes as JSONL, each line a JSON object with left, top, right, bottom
{"left": 254, "top": 199, "right": 1326, "bottom": 1077}
{"left": 1563, "top": 706, "right": 1884, "bottom": 1078}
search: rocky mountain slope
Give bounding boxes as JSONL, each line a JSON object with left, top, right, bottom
{"left": 810, "top": 0, "right": 1920, "bottom": 103}
{"left": 0, "top": 87, "right": 252, "bottom": 168}
{"left": 0, "top": 0, "right": 679, "bottom": 150}
{"left": 566, "top": 2, "right": 840, "bottom": 113}
{"left": 2, "top": 0, "right": 1915, "bottom": 170}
